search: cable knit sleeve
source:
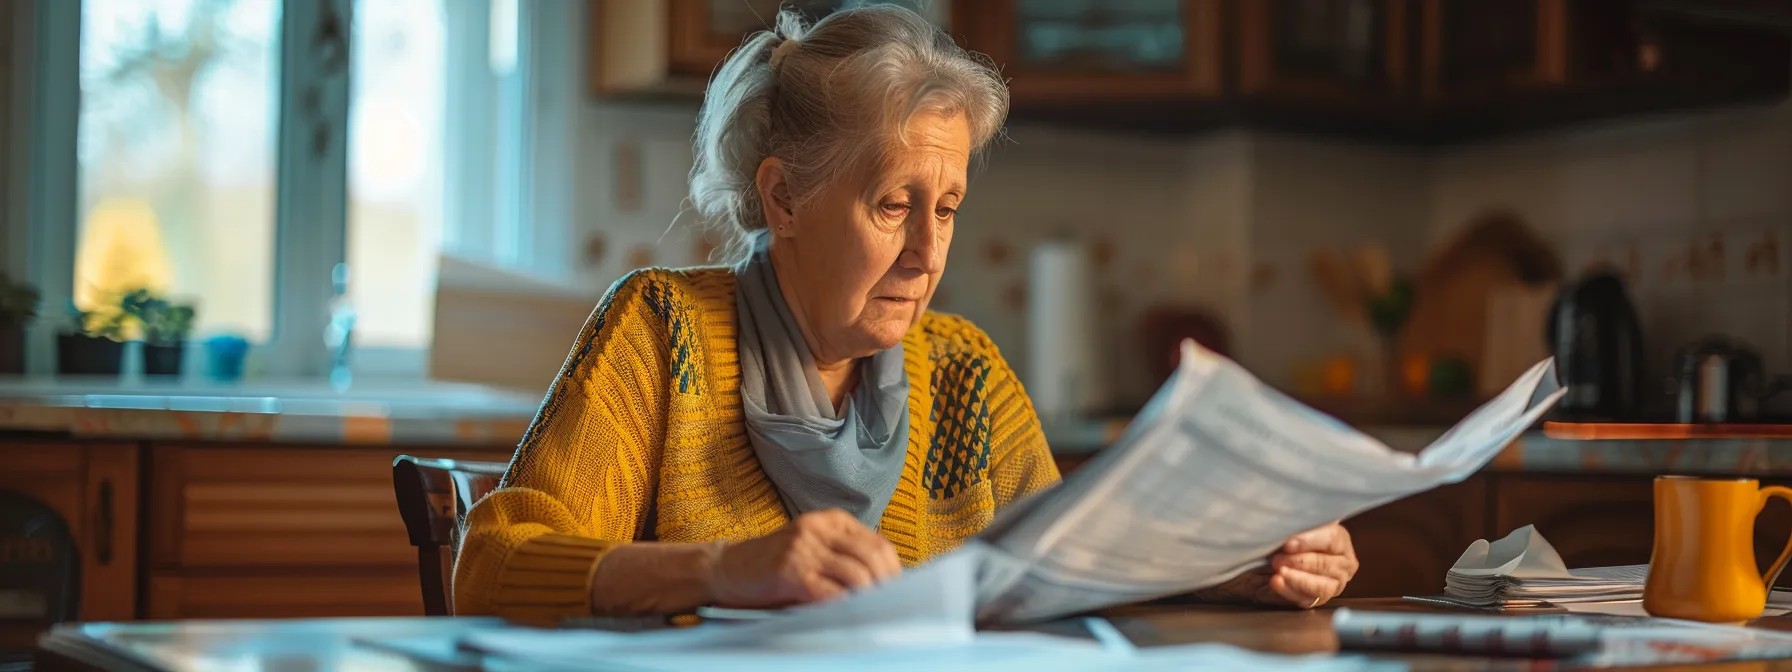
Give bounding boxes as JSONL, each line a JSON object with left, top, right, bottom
{"left": 452, "top": 271, "right": 670, "bottom": 623}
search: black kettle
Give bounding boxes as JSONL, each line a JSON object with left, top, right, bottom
{"left": 1672, "top": 335, "right": 1790, "bottom": 423}
{"left": 1546, "top": 271, "right": 1646, "bottom": 420}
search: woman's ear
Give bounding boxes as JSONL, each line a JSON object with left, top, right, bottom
{"left": 755, "top": 157, "right": 797, "bottom": 238}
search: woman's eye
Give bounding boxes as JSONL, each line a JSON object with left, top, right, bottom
{"left": 935, "top": 206, "right": 956, "bottom": 220}
{"left": 881, "top": 203, "right": 910, "bottom": 217}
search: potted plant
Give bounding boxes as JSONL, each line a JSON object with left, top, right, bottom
{"left": 123, "top": 290, "right": 195, "bottom": 377}
{"left": 0, "top": 273, "right": 39, "bottom": 374}
{"left": 57, "top": 299, "right": 130, "bottom": 376}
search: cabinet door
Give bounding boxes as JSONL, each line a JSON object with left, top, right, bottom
{"left": 0, "top": 442, "right": 138, "bottom": 648}
{"left": 1342, "top": 476, "right": 1486, "bottom": 598}
{"left": 1492, "top": 474, "right": 1653, "bottom": 569}
{"left": 594, "top": 0, "right": 944, "bottom": 95}
{"left": 1420, "top": 0, "right": 1567, "bottom": 102}
{"left": 669, "top": 0, "right": 947, "bottom": 77}
{"left": 145, "top": 443, "right": 511, "bottom": 619}
{"left": 956, "top": 0, "right": 1222, "bottom": 102}
{"left": 1241, "top": 0, "right": 1412, "bottom": 104}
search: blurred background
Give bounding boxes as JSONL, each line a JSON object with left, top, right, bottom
{"left": 3, "top": 0, "right": 1792, "bottom": 634}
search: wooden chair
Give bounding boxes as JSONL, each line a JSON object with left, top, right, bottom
{"left": 392, "top": 455, "right": 508, "bottom": 616}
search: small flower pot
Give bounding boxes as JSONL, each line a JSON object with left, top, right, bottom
{"left": 143, "top": 342, "right": 185, "bottom": 377}
{"left": 57, "top": 334, "right": 124, "bottom": 376}
{"left": 0, "top": 326, "right": 23, "bottom": 375}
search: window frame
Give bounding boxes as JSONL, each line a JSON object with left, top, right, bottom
{"left": 9, "top": 0, "right": 578, "bottom": 380}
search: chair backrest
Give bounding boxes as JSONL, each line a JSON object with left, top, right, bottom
{"left": 0, "top": 489, "right": 81, "bottom": 666}
{"left": 392, "top": 455, "right": 508, "bottom": 616}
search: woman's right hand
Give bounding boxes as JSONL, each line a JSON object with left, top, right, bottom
{"left": 706, "top": 509, "right": 903, "bottom": 608}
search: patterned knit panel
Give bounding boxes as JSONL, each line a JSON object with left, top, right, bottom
{"left": 921, "top": 344, "right": 994, "bottom": 501}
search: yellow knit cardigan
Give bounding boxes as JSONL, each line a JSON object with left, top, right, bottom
{"left": 453, "top": 267, "right": 1060, "bottom": 621}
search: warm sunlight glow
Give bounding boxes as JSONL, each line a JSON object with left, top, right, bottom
{"left": 75, "top": 198, "right": 174, "bottom": 312}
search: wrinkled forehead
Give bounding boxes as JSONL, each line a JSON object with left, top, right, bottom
{"left": 846, "top": 110, "right": 974, "bottom": 197}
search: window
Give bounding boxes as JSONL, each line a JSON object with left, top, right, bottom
{"left": 75, "top": 0, "right": 280, "bottom": 341}
{"left": 23, "top": 0, "right": 576, "bottom": 377}
{"left": 347, "top": 0, "right": 445, "bottom": 350}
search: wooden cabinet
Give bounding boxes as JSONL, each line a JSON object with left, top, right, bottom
{"left": 1492, "top": 474, "right": 1655, "bottom": 570}
{"left": 591, "top": 0, "right": 948, "bottom": 96}
{"left": 0, "top": 443, "right": 138, "bottom": 649}
{"left": 1342, "top": 476, "right": 1486, "bottom": 598}
{"left": 955, "top": 0, "right": 1223, "bottom": 102}
{"left": 592, "top": 0, "right": 1785, "bottom": 140}
{"left": 1418, "top": 0, "right": 1566, "bottom": 103}
{"left": 143, "top": 443, "right": 511, "bottom": 620}
{"left": 1240, "top": 0, "right": 1412, "bottom": 106}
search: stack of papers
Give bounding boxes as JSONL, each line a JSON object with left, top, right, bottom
{"left": 1427, "top": 526, "right": 1792, "bottom": 614}
{"left": 1441, "top": 526, "right": 1648, "bottom": 606}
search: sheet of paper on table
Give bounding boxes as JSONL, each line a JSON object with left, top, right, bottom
{"left": 970, "top": 341, "right": 1564, "bottom": 623}
{"left": 419, "top": 547, "right": 1396, "bottom": 672}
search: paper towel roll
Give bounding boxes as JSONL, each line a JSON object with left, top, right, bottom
{"left": 1028, "top": 240, "right": 1104, "bottom": 419}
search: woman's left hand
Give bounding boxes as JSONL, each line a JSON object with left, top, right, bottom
{"left": 1196, "top": 522, "right": 1359, "bottom": 609}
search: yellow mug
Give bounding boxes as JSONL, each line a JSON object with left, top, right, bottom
{"left": 1644, "top": 476, "right": 1792, "bottom": 622}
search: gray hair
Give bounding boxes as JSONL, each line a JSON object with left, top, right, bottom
{"left": 688, "top": 4, "right": 1009, "bottom": 263}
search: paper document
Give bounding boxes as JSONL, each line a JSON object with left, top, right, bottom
{"left": 970, "top": 341, "right": 1563, "bottom": 623}
{"left": 435, "top": 546, "right": 1393, "bottom": 671}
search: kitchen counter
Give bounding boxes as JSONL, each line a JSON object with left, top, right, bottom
{"left": 1045, "top": 415, "right": 1792, "bottom": 478}
{"left": 8, "top": 376, "right": 1792, "bottom": 474}
{"left": 0, "top": 376, "right": 540, "bottom": 445}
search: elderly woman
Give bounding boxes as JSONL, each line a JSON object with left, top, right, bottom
{"left": 455, "top": 5, "right": 1358, "bottom": 622}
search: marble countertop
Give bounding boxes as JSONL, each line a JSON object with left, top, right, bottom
{"left": 0, "top": 376, "right": 540, "bottom": 446}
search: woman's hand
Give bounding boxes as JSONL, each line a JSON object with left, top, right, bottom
{"left": 706, "top": 509, "right": 903, "bottom": 608}
{"left": 1195, "top": 522, "right": 1359, "bottom": 609}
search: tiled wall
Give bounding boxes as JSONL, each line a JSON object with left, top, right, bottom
{"left": 1426, "top": 102, "right": 1792, "bottom": 389}
{"left": 571, "top": 105, "right": 1246, "bottom": 408}
{"left": 570, "top": 86, "right": 1792, "bottom": 410}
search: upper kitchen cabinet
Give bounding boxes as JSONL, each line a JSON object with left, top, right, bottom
{"left": 952, "top": 0, "right": 1224, "bottom": 102}
{"left": 1418, "top": 0, "right": 1789, "bottom": 137}
{"left": 1419, "top": 0, "right": 1567, "bottom": 103}
{"left": 1239, "top": 0, "right": 1413, "bottom": 107}
{"left": 590, "top": 0, "right": 948, "bottom": 96}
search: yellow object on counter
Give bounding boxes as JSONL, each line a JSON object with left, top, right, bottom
{"left": 1645, "top": 476, "right": 1792, "bottom": 622}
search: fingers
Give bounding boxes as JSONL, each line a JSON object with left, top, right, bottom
{"left": 793, "top": 573, "right": 847, "bottom": 604}
{"left": 807, "top": 510, "right": 903, "bottom": 582}
{"left": 1285, "top": 522, "right": 1351, "bottom": 555}
{"left": 1272, "top": 551, "right": 1358, "bottom": 584}
{"left": 1269, "top": 568, "right": 1344, "bottom": 608}
{"left": 812, "top": 551, "right": 875, "bottom": 594}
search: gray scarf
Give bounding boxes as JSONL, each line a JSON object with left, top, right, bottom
{"left": 733, "top": 236, "right": 911, "bottom": 529}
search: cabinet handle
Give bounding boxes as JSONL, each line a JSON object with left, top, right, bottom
{"left": 95, "top": 479, "right": 114, "bottom": 566}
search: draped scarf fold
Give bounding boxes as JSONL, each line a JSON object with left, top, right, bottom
{"left": 733, "top": 235, "right": 911, "bottom": 528}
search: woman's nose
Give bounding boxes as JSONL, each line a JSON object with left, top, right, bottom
{"left": 900, "top": 215, "right": 946, "bottom": 274}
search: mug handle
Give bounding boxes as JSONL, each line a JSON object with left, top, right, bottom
{"left": 1759, "top": 486, "right": 1792, "bottom": 589}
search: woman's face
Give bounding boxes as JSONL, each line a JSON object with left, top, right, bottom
{"left": 760, "top": 111, "right": 971, "bottom": 364}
